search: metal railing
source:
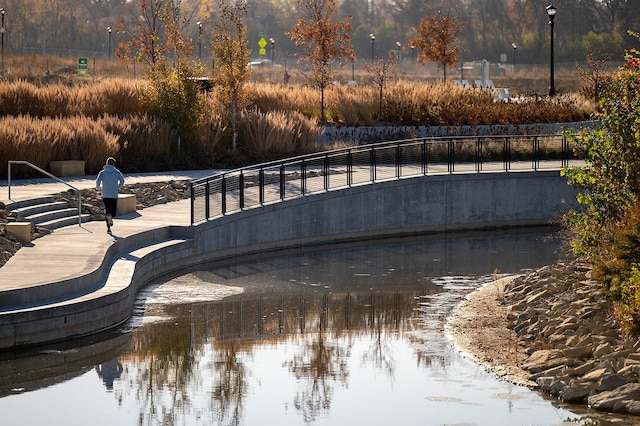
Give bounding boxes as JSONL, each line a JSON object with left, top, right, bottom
{"left": 191, "top": 134, "right": 577, "bottom": 225}
{"left": 7, "top": 160, "right": 83, "bottom": 227}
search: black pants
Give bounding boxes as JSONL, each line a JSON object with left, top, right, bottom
{"left": 103, "top": 197, "right": 118, "bottom": 219}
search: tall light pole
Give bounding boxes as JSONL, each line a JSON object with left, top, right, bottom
{"left": 107, "top": 26, "right": 112, "bottom": 59}
{"left": 410, "top": 45, "right": 414, "bottom": 65}
{"left": 1, "top": 8, "right": 5, "bottom": 79}
{"left": 197, "top": 21, "right": 202, "bottom": 60}
{"left": 546, "top": 4, "right": 557, "bottom": 96}
{"left": 269, "top": 37, "right": 275, "bottom": 64}
{"left": 512, "top": 43, "right": 517, "bottom": 73}
{"left": 370, "top": 33, "right": 375, "bottom": 61}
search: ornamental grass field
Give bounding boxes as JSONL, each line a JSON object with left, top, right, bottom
{"left": 0, "top": 65, "right": 595, "bottom": 178}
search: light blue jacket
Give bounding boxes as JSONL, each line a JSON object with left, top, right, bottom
{"left": 96, "top": 164, "right": 125, "bottom": 199}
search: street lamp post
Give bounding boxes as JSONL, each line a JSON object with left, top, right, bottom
{"left": 512, "top": 43, "right": 517, "bottom": 73}
{"left": 107, "top": 26, "right": 112, "bottom": 59}
{"left": 370, "top": 34, "right": 375, "bottom": 61}
{"left": 1, "top": 8, "right": 5, "bottom": 79}
{"left": 546, "top": 4, "right": 557, "bottom": 96}
{"left": 395, "top": 41, "right": 401, "bottom": 60}
{"left": 410, "top": 45, "right": 414, "bottom": 65}
{"left": 197, "top": 22, "right": 202, "bottom": 60}
{"left": 270, "top": 37, "right": 275, "bottom": 64}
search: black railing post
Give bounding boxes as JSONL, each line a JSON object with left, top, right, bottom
{"left": 190, "top": 183, "right": 195, "bottom": 224}
{"left": 301, "top": 160, "right": 307, "bottom": 194}
{"left": 279, "top": 165, "right": 285, "bottom": 200}
{"left": 239, "top": 172, "right": 245, "bottom": 209}
{"left": 347, "top": 150, "right": 353, "bottom": 186}
{"left": 205, "top": 181, "right": 210, "bottom": 220}
{"left": 562, "top": 135, "right": 568, "bottom": 169}
{"left": 505, "top": 137, "right": 511, "bottom": 171}
{"left": 422, "top": 139, "right": 428, "bottom": 175}
{"left": 370, "top": 147, "right": 376, "bottom": 182}
{"left": 476, "top": 137, "right": 482, "bottom": 172}
{"left": 324, "top": 155, "right": 330, "bottom": 190}
{"left": 395, "top": 143, "right": 401, "bottom": 178}
{"left": 259, "top": 169, "right": 265, "bottom": 205}
{"left": 221, "top": 177, "right": 227, "bottom": 215}
{"left": 533, "top": 136, "right": 540, "bottom": 170}
{"left": 448, "top": 139, "right": 454, "bottom": 173}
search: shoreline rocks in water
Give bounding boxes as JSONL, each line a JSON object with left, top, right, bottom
{"left": 448, "top": 261, "right": 640, "bottom": 416}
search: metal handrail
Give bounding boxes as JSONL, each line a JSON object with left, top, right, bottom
{"left": 190, "top": 134, "right": 578, "bottom": 225}
{"left": 8, "top": 160, "right": 83, "bottom": 227}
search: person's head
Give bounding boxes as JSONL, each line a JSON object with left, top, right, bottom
{"left": 106, "top": 157, "right": 116, "bottom": 166}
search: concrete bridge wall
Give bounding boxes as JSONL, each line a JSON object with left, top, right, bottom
{"left": 186, "top": 171, "right": 580, "bottom": 266}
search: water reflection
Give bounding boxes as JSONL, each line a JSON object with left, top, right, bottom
{"left": 6, "top": 229, "right": 632, "bottom": 425}
{"left": 95, "top": 358, "right": 123, "bottom": 391}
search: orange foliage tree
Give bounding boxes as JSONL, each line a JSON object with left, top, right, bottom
{"left": 409, "top": 11, "right": 467, "bottom": 82}
{"left": 286, "top": 0, "right": 355, "bottom": 122}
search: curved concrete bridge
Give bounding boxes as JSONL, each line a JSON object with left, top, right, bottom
{"left": 0, "top": 145, "right": 581, "bottom": 350}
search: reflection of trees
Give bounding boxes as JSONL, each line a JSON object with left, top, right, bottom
{"left": 286, "top": 332, "right": 350, "bottom": 423}
{"left": 117, "top": 305, "right": 200, "bottom": 425}
{"left": 361, "top": 293, "right": 397, "bottom": 378}
{"left": 114, "top": 287, "right": 442, "bottom": 424}
{"left": 211, "top": 341, "right": 248, "bottom": 426}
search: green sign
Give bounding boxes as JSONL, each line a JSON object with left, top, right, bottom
{"left": 78, "top": 58, "right": 89, "bottom": 76}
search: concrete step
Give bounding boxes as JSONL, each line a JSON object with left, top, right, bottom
{"left": 25, "top": 207, "right": 83, "bottom": 225}
{"left": 7, "top": 196, "right": 91, "bottom": 230}
{"left": 11, "top": 201, "right": 70, "bottom": 218}
{"left": 38, "top": 214, "right": 92, "bottom": 230}
{"left": 5, "top": 196, "right": 55, "bottom": 211}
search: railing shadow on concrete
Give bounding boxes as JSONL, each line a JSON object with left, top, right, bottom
{"left": 191, "top": 134, "right": 577, "bottom": 225}
{"left": 7, "top": 160, "right": 83, "bottom": 227}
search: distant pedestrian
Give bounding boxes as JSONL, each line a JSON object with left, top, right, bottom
{"left": 95, "top": 157, "right": 125, "bottom": 234}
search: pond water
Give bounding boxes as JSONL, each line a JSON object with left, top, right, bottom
{"left": 0, "top": 229, "right": 632, "bottom": 425}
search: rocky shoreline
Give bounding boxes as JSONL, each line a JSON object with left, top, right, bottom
{"left": 448, "top": 261, "right": 640, "bottom": 417}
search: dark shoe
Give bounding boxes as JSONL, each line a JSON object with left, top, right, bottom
{"left": 107, "top": 228, "right": 112, "bottom": 234}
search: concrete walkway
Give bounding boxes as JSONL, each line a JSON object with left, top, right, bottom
{"left": 0, "top": 170, "right": 218, "bottom": 348}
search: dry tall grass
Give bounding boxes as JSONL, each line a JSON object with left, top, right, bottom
{"left": 240, "top": 109, "right": 320, "bottom": 157}
{"left": 0, "top": 115, "right": 119, "bottom": 177}
{"left": 0, "top": 75, "right": 595, "bottom": 178}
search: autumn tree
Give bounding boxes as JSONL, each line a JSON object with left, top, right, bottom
{"left": 563, "top": 33, "right": 640, "bottom": 333}
{"left": 117, "top": 0, "right": 206, "bottom": 139}
{"left": 409, "top": 11, "right": 466, "bottom": 81}
{"left": 209, "top": 0, "right": 251, "bottom": 151}
{"left": 286, "top": 0, "right": 355, "bottom": 122}
{"left": 364, "top": 51, "right": 399, "bottom": 119}
{"left": 116, "top": 0, "right": 173, "bottom": 67}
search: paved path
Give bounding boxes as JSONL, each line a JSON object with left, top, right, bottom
{"left": 0, "top": 170, "right": 217, "bottom": 300}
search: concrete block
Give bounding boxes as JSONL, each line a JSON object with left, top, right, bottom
{"left": 6, "top": 222, "right": 32, "bottom": 243}
{"left": 117, "top": 194, "right": 137, "bottom": 215}
{"left": 50, "top": 160, "right": 85, "bottom": 177}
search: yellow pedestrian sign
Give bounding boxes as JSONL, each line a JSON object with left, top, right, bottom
{"left": 258, "top": 37, "right": 267, "bottom": 56}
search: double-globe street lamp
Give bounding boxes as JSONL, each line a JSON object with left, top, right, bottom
{"left": 546, "top": 4, "right": 557, "bottom": 96}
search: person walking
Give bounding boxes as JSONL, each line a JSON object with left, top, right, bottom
{"left": 95, "top": 157, "right": 125, "bottom": 234}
